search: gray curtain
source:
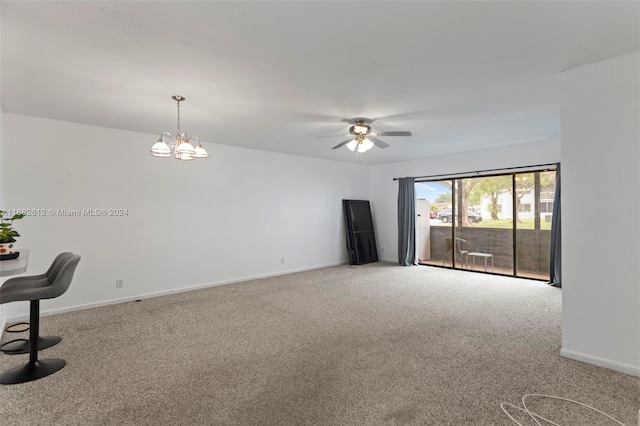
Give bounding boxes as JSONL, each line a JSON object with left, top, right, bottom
{"left": 549, "top": 163, "right": 561, "bottom": 287}
{"left": 398, "top": 177, "right": 417, "bottom": 266}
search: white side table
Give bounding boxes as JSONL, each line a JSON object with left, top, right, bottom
{"left": 467, "top": 252, "right": 494, "bottom": 272}
{"left": 0, "top": 249, "right": 29, "bottom": 277}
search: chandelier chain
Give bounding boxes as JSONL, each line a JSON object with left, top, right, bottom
{"left": 176, "top": 99, "right": 181, "bottom": 132}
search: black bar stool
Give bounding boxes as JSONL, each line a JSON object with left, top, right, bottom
{"left": 0, "top": 254, "right": 81, "bottom": 385}
{"left": 0, "top": 252, "right": 73, "bottom": 355}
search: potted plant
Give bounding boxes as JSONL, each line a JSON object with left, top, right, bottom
{"left": 0, "top": 210, "right": 25, "bottom": 258}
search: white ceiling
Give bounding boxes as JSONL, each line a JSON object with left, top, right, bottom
{"left": 2, "top": 1, "right": 638, "bottom": 165}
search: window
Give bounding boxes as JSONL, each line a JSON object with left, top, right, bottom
{"left": 540, "top": 201, "right": 554, "bottom": 213}
{"left": 518, "top": 203, "right": 531, "bottom": 212}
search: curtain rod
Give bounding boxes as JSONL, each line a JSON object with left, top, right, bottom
{"left": 392, "top": 162, "right": 559, "bottom": 181}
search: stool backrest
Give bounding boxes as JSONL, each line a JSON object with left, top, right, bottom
{"left": 43, "top": 255, "right": 81, "bottom": 300}
{"left": 46, "top": 252, "right": 74, "bottom": 282}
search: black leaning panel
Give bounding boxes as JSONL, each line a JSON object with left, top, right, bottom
{"left": 343, "top": 200, "right": 379, "bottom": 265}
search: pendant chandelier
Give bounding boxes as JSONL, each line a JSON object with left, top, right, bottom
{"left": 150, "top": 95, "right": 209, "bottom": 161}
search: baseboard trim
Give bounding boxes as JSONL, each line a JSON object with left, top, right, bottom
{"left": 561, "top": 347, "right": 640, "bottom": 377}
{"left": 4, "top": 261, "right": 350, "bottom": 322}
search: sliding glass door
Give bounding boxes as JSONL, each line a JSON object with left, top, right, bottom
{"left": 415, "top": 180, "right": 451, "bottom": 265}
{"left": 515, "top": 171, "right": 557, "bottom": 279}
{"left": 416, "top": 168, "right": 556, "bottom": 280}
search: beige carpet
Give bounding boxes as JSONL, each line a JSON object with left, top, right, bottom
{"left": 1, "top": 262, "right": 638, "bottom": 425}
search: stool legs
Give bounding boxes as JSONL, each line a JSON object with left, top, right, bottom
{"left": 0, "top": 336, "right": 62, "bottom": 354}
{"left": 1, "top": 309, "right": 62, "bottom": 354}
{"left": 1, "top": 301, "right": 66, "bottom": 385}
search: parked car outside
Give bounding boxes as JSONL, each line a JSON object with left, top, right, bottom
{"left": 437, "top": 208, "right": 482, "bottom": 224}
{"left": 429, "top": 211, "right": 438, "bottom": 219}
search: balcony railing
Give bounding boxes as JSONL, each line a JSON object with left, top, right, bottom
{"left": 417, "top": 226, "right": 550, "bottom": 280}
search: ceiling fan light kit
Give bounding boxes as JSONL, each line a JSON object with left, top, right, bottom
{"left": 150, "top": 95, "right": 209, "bottom": 161}
{"left": 346, "top": 135, "right": 375, "bottom": 153}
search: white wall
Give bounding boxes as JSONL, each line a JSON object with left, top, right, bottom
{"left": 369, "top": 140, "right": 560, "bottom": 263}
{"left": 560, "top": 51, "right": 640, "bottom": 376}
{"left": 0, "top": 3, "right": 5, "bottom": 332}
{"left": 0, "top": 110, "right": 3, "bottom": 330}
{"left": 0, "top": 114, "right": 370, "bottom": 319}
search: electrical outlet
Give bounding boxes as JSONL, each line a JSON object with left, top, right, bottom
{"left": 280, "top": 258, "right": 285, "bottom": 265}
{"left": 116, "top": 278, "right": 124, "bottom": 289}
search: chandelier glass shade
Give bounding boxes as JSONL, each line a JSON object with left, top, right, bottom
{"left": 150, "top": 95, "right": 208, "bottom": 161}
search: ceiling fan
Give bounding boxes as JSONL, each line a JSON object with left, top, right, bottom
{"left": 316, "top": 118, "right": 412, "bottom": 153}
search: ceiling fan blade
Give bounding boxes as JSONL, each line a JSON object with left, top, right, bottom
{"left": 316, "top": 134, "right": 351, "bottom": 139}
{"left": 370, "top": 137, "right": 389, "bottom": 149}
{"left": 331, "top": 139, "right": 353, "bottom": 149}
{"left": 371, "top": 131, "right": 412, "bottom": 137}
